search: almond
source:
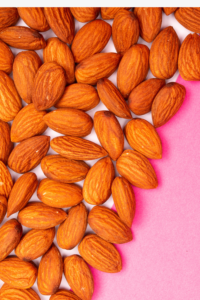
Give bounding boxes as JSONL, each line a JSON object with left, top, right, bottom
{"left": 7, "top": 172, "right": 38, "bottom": 217}
{"left": 175, "top": 8, "right": 200, "bottom": 33}
{"left": 13, "top": 50, "right": 42, "bottom": 104}
{"left": 18, "top": 202, "right": 67, "bottom": 229}
{"left": 0, "top": 71, "right": 22, "bottom": 122}
{"left": 128, "top": 78, "right": 165, "bottom": 115}
{"left": 44, "top": 7, "right": 75, "bottom": 44}
{"left": 8, "top": 135, "right": 50, "bottom": 174}
{"left": 70, "top": 7, "right": 100, "bottom": 22}
{"left": 57, "top": 203, "right": 87, "bottom": 250}
{"left": 94, "top": 111, "right": 124, "bottom": 161}
{"left": 17, "top": 7, "right": 50, "bottom": 32}
{"left": 75, "top": 52, "right": 121, "bottom": 85}
{"left": 32, "top": 62, "right": 67, "bottom": 111}
{"left": 11, "top": 104, "right": 48, "bottom": 143}
{"left": 41, "top": 155, "right": 90, "bottom": 184}
{"left": 134, "top": 7, "right": 162, "bottom": 43}
{"left": 0, "top": 40, "right": 14, "bottom": 74}
{"left": 64, "top": 255, "right": 94, "bottom": 300}
{"left": 0, "top": 161, "right": 13, "bottom": 198}
{"left": 101, "top": 7, "right": 131, "bottom": 20}
{"left": 0, "top": 256, "right": 37, "bottom": 289}
{"left": 50, "top": 136, "right": 108, "bottom": 161}
{"left": 15, "top": 228, "right": 55, "bottom": 261}
{"left": 50, "top": 290, "right": 81, "bottom": 300}
{"left": 112, "top": 10, "right": 139, "bottom": 54}
{"left": 0, "top": 26, "right": 46, "bottom": 50}
{"left": 43, "top": 37, "right": 75, "bottom": 85}
{"left": 0, "top": 196, "right": 7, "bottom": 224}
{"left": 55, "top": 83, "right": 99, "bottom": 111}
{"left": 83, "top": 157, "right": 115, "bottom": 205}
{"left": 150, "top": 26, "right": 180, "bottom": 79}
{"left": 112, "top": 177, "right": 136, "bottom": 228}
{"left": 0, "top": 120, "right": 13, "bottom": 165}
{"left": 0, "top": 219, "right": 22, "bottom": 261}
{"left": 116, "top": 149, "right": 158, "bottom": 189}
{"left": 0, "top": 284, "right": 40, "bottom": 300}
{"left": 43, "top": 108, "right": 93, "bottom": 137}
{"left": 78, "top": 234, "right": 122, "bottom": 273}
{"left": 152, "top": 82, "right": 186, "bottom": 128}
{"left": 117, "top": 44, "right": 149, "bottom": 98}
{"left": 124, "top": 118, "right": 162, "bottom": 159}
{"left": 37, "top": 178, "right": 83, "bottom": 208}
{"left": 163, "top": 7, "right": 177, "bottom": 15}
{"left": 71, "top": 19, "right": 111, "bottom": 63}
{"left": 0, "top": 8, "right": 19, "bottom": 30}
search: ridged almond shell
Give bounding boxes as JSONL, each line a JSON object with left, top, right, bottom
{"left": 0, "top": 40, "right": 14, "bottom": 74}
{"left": 70, "top": 7, "right": 100, "bottom": 22}
{"left": 163, "top": 7, "right": 177, "bottom": 15}
{"left": 17, "top": 7, "right": 50, "bottom": 32}
{"left": 0, "top": 161, "right": 13, "bottom": 198}
{"left": 0, "top": 196, "right": 7, "bottom": 224}
{"left": 101, "top": 7, "right": 131, "bottom": 20}
{"left": 0, "top": 120, "right": 13, "bottom": 165}
{"left": 0, "top": 284, "right": 40, "bottom": 300}
{"left": 50, "top": 290, "right": 81, "bottom": 300}
{"left": 0, "top": 8, "right": 19, "bottom": 30}
{"left": 175, "top": 8, "right": 200, "bottom": 33}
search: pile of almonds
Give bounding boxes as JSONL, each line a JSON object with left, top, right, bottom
{"left": 0, "top": 6, "right": 199, "bottom": 300}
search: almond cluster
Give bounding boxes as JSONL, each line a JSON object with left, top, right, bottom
{"left": 0, "top": 6, "right": 197, "bottom": 300}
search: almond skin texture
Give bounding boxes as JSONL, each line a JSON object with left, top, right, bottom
{"left": 0, "top": 40, "right": 14, "bottom": 74}
{"left": 50, "top": 290, "right": 81, "bottom": 300}
{"left": 71, "top": 19, "right": 111, "bottom": 63}
{"left": 43, "top": 108, "right": 93, "bottom": 137}
{"left": 117, "top": 44, "right": 149, "bottom": 99}
{"left": 8, "top": 136, "right": 50, "bottom": 174}
{"left": 15, "top": 228, "right": 55, "bottom": 261}
{"left": 0, "top": 219, "right": 22, "bottom": 261}
{"left": 43, "top": 37, "right": 75, "bottom": 85}
{"left": 112, "top": 10, "right": 139, "bottom": 54}
{"left": 50, "top": 136, "right": 108, "bottom": 161}
{"left": 0, "top": 196, "right": 7, "bottom": 224}
{"left": 75, "top": 52, "right": 121, "bottom": 85}
{"left": 83, "top": 157, "right": 115, "bottom": 205}
{"left": 13, "top": 51, "right": 42, "bottom": 104}
{"left": 41, "top": 155, "right": 90, "bottom": 184}
{"left": 152, "top": 82, "right": 186, "bottom": 128}
{"left": 0, "top": 161, "right": 13, "bottom": 198}
{"left": 94, "top": 111, "right": 124, "bottom": 161}
{"left": 11, "top": 104, "right": 48, "bottom": 143}
{"left": 0, "top": 71, "right": 22, "bottom": 122}
{"left": 44, "top": 7, "right": 75, "bottom": 44}
{"left": 101, "top": 7, "right": 131, "bottom": 20}
{"left": 0, "top": 120, "right": 13, "bottom": 165}
{"left": 64, "top": 255, "right": 94, "bottom": 300}
{"left": 0, "top": 26, "right": 46, "bottom": 50}
{"left": 0, "top": 8, "right": 19, "bottom": 30}
{"left": 150, "top": 26, "right": 180, "bottom": 79}
{"left": 32, "top": 62, "right": 67, "bottom": 111}
{"left": 97, "top": 78, "right": 132, "bottom": 119}
{"left": 78, "top": 234, "right": 122, "bottom": 273}
{"left": 163, "top": 7, "right": 177, "bottom": 15}
{"left": 57, "top": 203, "right": 87, "bottom": 250}
{"left": 70, "top": 7, "right": 100, "bottom": 22}
{"left": 116, "top": 149, "right": 158, "bottom": 189}
{"left": 124, "top": 118, "right": 162, "bottom": 159}
{"left": 55, "top": 83, "right": 99, "bottom": 111}
{"left": 18, "top": 202, "right": 67, "bottom": 229}
{"left": 175, "top": 8, "right": 200, "bottom": 33}
{"left": 18, "top": 7, "right": 50, "bottom": 32}
{"left": 38, "top": 244, "right": 63, "bottom": 295}
{"left": 128, "top": 78, "right": 165, "bottom": 115}
{"left": 37, "top": 178, "right": 83, "bottom": 208}
{"left": 7, "top": 172, "right": 38, "bottom": 217}
{"left": 0, "top": 284, "right": 40, "bottom": 300}
{"left": 112, "top": 177, "right": 136, "bottom": 228}
{"left": 178, "top": 33, "right": 200, "bottom": 81}
{"left": 134, "top": 7, "right": 162, "bottom": 43}
{"left": 0, "top": 256, "right": 37, "bottom": 289}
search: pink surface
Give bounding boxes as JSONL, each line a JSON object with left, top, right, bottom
{"left": 91, "top": 76, "right": 200, "bottom": 300}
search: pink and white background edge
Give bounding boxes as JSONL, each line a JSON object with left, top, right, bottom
{"left": 1, "top": 9, "right": 200, "bottom": 300}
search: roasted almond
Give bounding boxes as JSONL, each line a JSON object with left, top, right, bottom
{"left": 0, "top": 120, "right": 13, "bottom": 165}
{"left": 101, "top": 7, "right": 131, "bottom": 20}
{"left": 0, "top": 8, "right": 19, "bottom": 30}
{"left": 0, "top": 161, "right": 13, "bottom": 198}
{"left": 18, "top": 7, "right": 50, "bottom": 32}
{"left": 0, "top": 196, "right": 7, "bottom": 224}
{"left": 163, "top": 7, "right": 177, "bottom": 15}
{"left": 0, "top": 40, "right": 14, "bottom": 74}
{"left": 70, "top": 7, "right": 100, "bottom": 22}
{"left": 50, "top": 289, "right": 81, "bottom": 300}
{"left": 175, "top": 8, "right": 200, "bottom": 33}
{"left": 0, "top": 284, "right": 40, "bottom": 300}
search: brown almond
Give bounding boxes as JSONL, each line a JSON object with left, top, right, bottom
{"left": 0, "top": 196, "right": 7, "bottom": 224}
{"left": 50, "top": 290, "right": 81, "bottom": 300}
{"left": 0, "top": 8, "right": 19, "bottom": 30}
{"left": 101, "top": 7, "right": 131, "bottom": 20}
{"left": 18, "top": 7, "right": 50, "bottom": 32}
{"left": 175, "top": 8, "right": 200, "bottom": 33}
{"left": 70, "top": 7, "right": 100, "bottom": 22}
{"left": 163, "top": 7, "right": 177, "bottom": 15}
{"left": 0, "top": 284, "right": 40, "bottom": 300}
{"left": 0, "top": 161, "right": 13, "bottom": 198}
{"left": 0, "top": 40, "right": 14, "bottom": 74}
{"left": 0, "top": 120, "right": 13, "bottom": 165}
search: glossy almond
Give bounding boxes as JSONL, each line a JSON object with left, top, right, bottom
{"left": 75, "top": 52, "right": 121, "bottom": 85}
{"left": 18, "top": 202, "right": 67, "bottom": 229}
{"left": 13, "top": 51, "right": 42, "bottom": 104}
{"left": 128, "top": 78, "right": 165, "bottom": 115}
{"left": 152, "top": 82, "right": 186, "bottom": 128}
{"left": 0, "top": 161, "right": 13, "bottom": 198}
{"left": 15, "top": 228, "right": 55, "bottom": 261}
{"left": 150, "top": 26, "right": 180, "bottom": 79}
{"left": 101, "top": 7, "right": 131, "bottom": 20}
{"left": 43, "top": 108, "right": 93, "bottom": 137}
{"left": 44, "top": 7, "right": 75, "bottom": 44}
{"left": 94, "top": 111, "right": 124, "bottom": 161}
{"left": 79, "top": 234, "right": 122, "bottom": 273}
{"left": 0, "top": 8, "right": 19, "bottom": 30}
{"left": 18, "top": 7, "right": 50, "bottom": 32}
{"left": 124, "top": 118, "right": 162, "bottom": 159}
{"left": 175, "top": 8, "right": 200, "bottom": 33}
{"left": 7, "top": 172, "right": 38, "bottom": 217}
{"left": 37, "top": 178, "right": 83, "bottom": 208}
{"left": 64, "top": 255, "right": 94, "bottom": 300}
{"left": 70, "top": 7, "right": 100, "bottom": 22}
{"left": 0, "top": 284, "right": 40, "bottom": 300}
{"left": 50, "top": 290, "right": 81, "bottom": 300}
{"left": 0, "top": 40, "right": 14, "bottom": 74}
{"left": 0, "top": 196, "right": 7, "bottom": 224}
{"left": 117, "top": 44, "right": 149, "bottom": 98}
{"left": 71, "top": 19, "right": 111, "bottom": 63}
{"left": 8, "top": 136, "right": 50, "bottom": 174}
{"left": 163, "top": 7, "right": 177, "bottom": 15}
{"left": 116, "top": 149, "right": 158, "bottom": 189}
{"left": 57, "top": 203, "right": 87, "bottom": 250}
{"left": 0, "top": 120, "right": 13, "bottom": 165}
